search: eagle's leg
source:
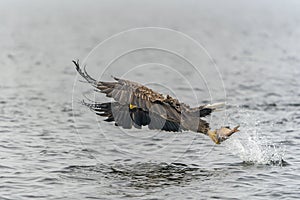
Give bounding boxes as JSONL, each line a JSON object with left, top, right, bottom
{"left": 208, "top": 125, "right": 240, "bottom": 144}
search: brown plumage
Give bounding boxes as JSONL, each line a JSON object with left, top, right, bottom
{"left": 73, "top": 60, "right": 239, "bottom": 144}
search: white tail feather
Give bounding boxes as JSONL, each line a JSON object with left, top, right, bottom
{"left": 204, "top": 102, "right": 225, "bottom": 111}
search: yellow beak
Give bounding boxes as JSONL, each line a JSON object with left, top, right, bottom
{"left": 129, "top": 104, "right": 137, "bottom": 109}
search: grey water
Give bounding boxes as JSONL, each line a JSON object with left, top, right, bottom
{"left": 1, "top": 0, "right": 300, "bottom": 199}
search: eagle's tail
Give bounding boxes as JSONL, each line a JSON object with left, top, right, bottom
{"left": 187, "top": 102, "right": 225, "bottom": 118}
{"left": 202, "top": 102, "right": 225, "bottom": 112}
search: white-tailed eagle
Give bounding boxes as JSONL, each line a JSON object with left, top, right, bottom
{"left": 73, "top": 60, "right": 239, "bottom": 144}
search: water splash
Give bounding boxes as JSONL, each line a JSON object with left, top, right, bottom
{"left": 224, "top": 108, "right": 286, "bottom": 166}
{"left": 226, "top": 133, "right": 285, "bottom": 165}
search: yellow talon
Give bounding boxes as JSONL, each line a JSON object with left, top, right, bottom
{"left": 208, "top": 125, "right": 240, "bottom": 144}
{"left": 208, "top": 130, "right": 220, "bottom": 144}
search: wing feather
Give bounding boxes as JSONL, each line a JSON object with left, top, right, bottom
{"left": 74, "top": 60, "right": 216, "bottom": 134}
{"left": 74, "top": 61, "right": 181, "bottom": 123}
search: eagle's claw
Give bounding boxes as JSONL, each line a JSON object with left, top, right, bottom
{"left": 208, "top": 125, "right": 240, "bottom": 144}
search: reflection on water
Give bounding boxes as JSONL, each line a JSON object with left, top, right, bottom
{"left": 57, "top": 162, "right": 224, "bottom": 197}
{"left": 108, "top": 162, "right": 215, "bottom": 189}
{"left": 56, "top": 160, "right": 290, "bottom": 199}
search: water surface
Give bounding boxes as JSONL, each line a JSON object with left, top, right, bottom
{"left": 1, "top": 1, "right": 299, "bottom": 199}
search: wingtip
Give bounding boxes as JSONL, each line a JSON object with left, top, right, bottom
{"left": 72, "top": 59, "right": 78, "bottom": 65}
{"left": 111, "top": 75, "right": 120, "bottom": 81}
{"left": 72, "top": 59, "right": 80, "bottom": 71}
{"left": 80, "top": 99, "right": 86, "bottom": 105}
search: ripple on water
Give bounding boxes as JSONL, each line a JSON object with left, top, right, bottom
{"left": 56, "top": 162, "right": 224, "bottom": 191}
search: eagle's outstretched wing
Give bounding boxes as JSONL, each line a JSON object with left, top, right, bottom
{"left": 82, "top": 101, "right": 182, "bottom": 131}
{"left": 74, "top": 60, "right": 183, "bottom": 131}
